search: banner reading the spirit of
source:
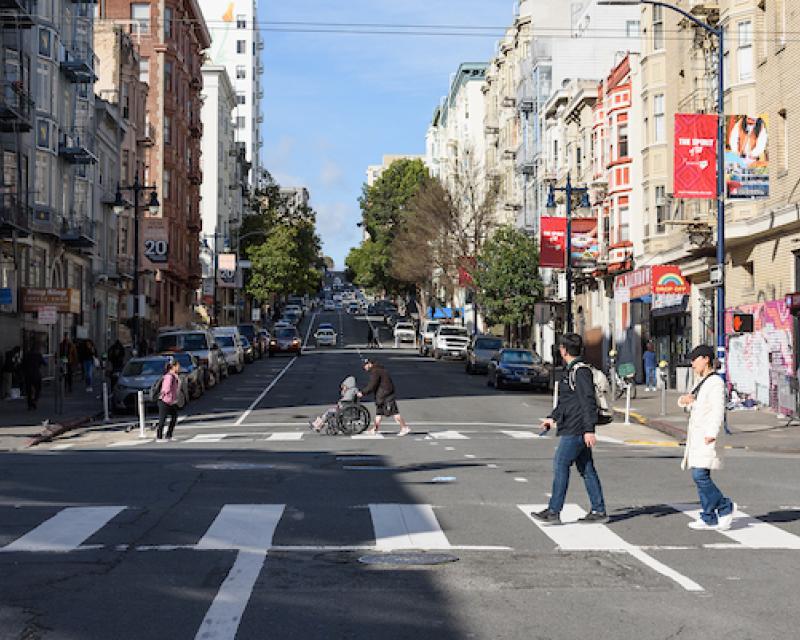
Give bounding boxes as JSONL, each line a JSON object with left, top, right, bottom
{"left": 571, "top": 218, "right": 600, "bottom": 269}
{"left": 674, "top": 113, "right": 717, "bottom": 198}
{"left": 725, "top": 114, "right": 769, "bottom": 198}
{"left": 540, "top": 216, "right": 567, "bottom": 268}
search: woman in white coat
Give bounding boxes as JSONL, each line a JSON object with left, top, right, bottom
{"left": 678, "top": 345, "right": 736, "bottom": 531}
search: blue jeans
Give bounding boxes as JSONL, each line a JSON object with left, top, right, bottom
{"left": 83, "top": 360, "right": 93, "bottom": 388}
{"left": 548, "top": 435, "right": 606, "bottom": 515}
{"left": 691, "top": 467, "right": 733, "bottom": 525}
{"left": 645, "top": 366, "right": 657, "bottom": 388}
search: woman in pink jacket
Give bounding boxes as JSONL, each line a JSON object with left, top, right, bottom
{"left": 156, "top": 360, "right": 181, "bottom": 442}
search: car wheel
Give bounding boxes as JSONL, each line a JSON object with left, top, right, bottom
{"left": 465, "top": 362, "right": 472, "bottom": 374}
{"left": 177, "top": 390, "right": 187, "bottom": 409}
{"left": 496, "top": 377, "right": 504, "bottom": 390}
{"left": 236, "top": 362, "right": 244, "bottom": 374}
{"left": 487, "top": 373, "right": 495, "bottom": 387}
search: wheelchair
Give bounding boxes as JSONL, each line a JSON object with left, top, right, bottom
{"left": 322, "top": 401, "right": 372, "bottom": 435}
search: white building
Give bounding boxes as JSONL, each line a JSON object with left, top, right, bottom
{"left": 198, "top": 0, "right": 263, "bottom": 185}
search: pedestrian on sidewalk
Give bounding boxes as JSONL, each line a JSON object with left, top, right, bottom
{"left": 79, "top": 338, "right": 98, "bottom": 392}
{"left": 643, "top": 342, "right": 657, "bottom": 391}
{"left": 156, "top": 359, "right": 181, "bottom": 442}
{"left": 366, "top": 325, "right": 378, "bottom": 349}
{"left": 108, "top": 339, "right": 125, "bottom": 373}
{"left": 21, "top": 342, "right": 45, "bottom": 410}
{"left": 358, "top": 358, "right": 410, "bottom": 436}
{"left": 2, "top": 346, "right": 20, "bottom": 398}
{"left": 532, "top": 333, "right": 607, "bottom": 525}
{"left": 58, "top": 333, "right": 77, "bottom": 394}
{"left": 679, "top": 345, "right": 736, "bottom": 531}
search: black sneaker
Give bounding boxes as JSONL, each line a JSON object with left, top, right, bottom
{"left": 578, "top": 511, "right": 609, "bottom": 524}
{"left": 531, "top": 508, "right": 561, "bottom": 525}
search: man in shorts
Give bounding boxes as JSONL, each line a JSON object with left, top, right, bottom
{"left": 358, "top": 358, "right": 410, "bottom": 436}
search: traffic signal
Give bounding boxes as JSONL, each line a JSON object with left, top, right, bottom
{"left": 732, "top": 313, "right": 754, "bottom": 333}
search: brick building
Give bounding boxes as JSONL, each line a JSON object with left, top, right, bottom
{"left": 99, "top": 0, "right": 210, "bottom": 329}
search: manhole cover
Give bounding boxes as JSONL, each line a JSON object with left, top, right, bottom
{"left": 194, "top": 462, "right": 274, "bottom": 470}
{"left": 358, "top": 552, "right": 459, "bottom": 566}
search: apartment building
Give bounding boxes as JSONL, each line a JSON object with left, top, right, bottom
{"left": 0, "top": 0, "right": 101, "bottom": 357}
{"left": 198, "top": 0, "right": 263, "bottom": 186}
{"left": 100, "top": 0, "right": 211, "bottom": 330}
{"left": 94, "top": 23, "right": 151, "bottom": 348}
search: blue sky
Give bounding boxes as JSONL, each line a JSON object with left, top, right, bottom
{"left": 258, "top": 1, "right": 517, "bottom": 269}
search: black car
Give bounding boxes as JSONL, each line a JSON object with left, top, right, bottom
{"left": 487, "top": 349, "right": 550, "bottom": 391}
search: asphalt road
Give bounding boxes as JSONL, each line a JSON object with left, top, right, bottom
{"left": 2, "top": 309, "right": 800, "bottom": 640}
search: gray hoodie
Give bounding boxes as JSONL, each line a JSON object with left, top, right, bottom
{"left": 340, "top": 376, "right": 358, "bottom": 403}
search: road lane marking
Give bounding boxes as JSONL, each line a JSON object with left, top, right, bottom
{"left": 302, "top": 311, "right": 320, "bottom": 349}
{"left": 2, "top": 506, "right": 126, "bottom": 552}
{"left": 50, "top": 443, "right": 75, "bottom": 450}
{"left": 351, "top": 433, "right": 384, "bottom": 439}
{"left": 500, "top": 430, "right": 537, "bottom": 439}
{"left": 234, "top": 357, "right": 297, "bottom": 426}
{"left": 519, "top": 504, "right": 704, "bottom": 592}
{"left": 266, "top": 432, "right": 304, "bottom": 441}
{"left": 185, "top": 434, "right": 228, "bottom": 443}
{"left": 369, "top": 504, "right": 451, "bottom": 550}
{"left": 108, "top": 439, "right": 154, "bottom": 447}
{"left": 197, "top": 504, "right": 285, "bottom": 551}
{"left": 514, "top": 478, "right": 529, "bottom": 483}
{"left": 430, "top": 431, "right": 469, "bottom": 440}
{"left": 669, "top": 503, "right": 800, "bottom": 549}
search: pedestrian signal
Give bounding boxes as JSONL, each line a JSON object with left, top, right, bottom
{"left": 732, "top": 313, "right": 754, "bottom": 333}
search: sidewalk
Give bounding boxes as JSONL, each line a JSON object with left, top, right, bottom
{"left": 0, "top": 380, "right": 108, "bottom": 429}
{"left": 613, "top": 388, "right": 800, "bottom": 454}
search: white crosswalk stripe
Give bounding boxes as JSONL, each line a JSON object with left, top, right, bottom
{"left": 500, "top": 430, "right": 537, "bottom": 439}
{"left": 519, "top": 504, "right": 705, "bottom": 592}
{"left": 197, "top": 504, "right": 285, "bottom": 550}
{"left": 1, "top": 506, "right": 126, "bottom": 552}
{"left": 185, "top": 434, "right": 228, "bottom": 443}
{"left": 369, "top": 503, "right": 451, "bottom": 550}
{"left": 430, "top": 430, "right": 469, "bottom": 440}
{"left": 266, "top": 432, "right": 304, "bottom": 441}
{"left": 669, "top": 503, "right": 800, "bottom": 549}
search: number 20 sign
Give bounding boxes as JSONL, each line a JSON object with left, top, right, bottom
{"left": 142, "top": 218, "right": 169, "bottom": 265}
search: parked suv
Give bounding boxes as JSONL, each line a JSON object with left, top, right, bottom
{"left": 212, "top": 327, "right": 245, "bottom": 374}
{"left": 433, "top": 325, "right": 470, "bottom": 360}
{"left": 418, "top": 320, "right": 441, "bottom": 357}
{"left": 156, "top": 330, "right": 224, "bottom": 387}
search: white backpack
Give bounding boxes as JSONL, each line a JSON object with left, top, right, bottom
{"left": 567, "top": 362, "right": 614, "bottom": 425}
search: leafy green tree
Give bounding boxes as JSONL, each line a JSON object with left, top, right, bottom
{"left": 473, "top": 226, "right": 544, "bottom": 342}
{"left": 246, "top": 224, "right": 322, "bottom": 301}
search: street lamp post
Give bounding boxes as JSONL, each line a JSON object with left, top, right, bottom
{"left": 598, "top": 0, "right": 727, "bottom": 371}
{"left": 546, "top": 173, "right": 591, "bottom": 334}
{"left": 113, "top": 174, "right": 160, "bottom": 354}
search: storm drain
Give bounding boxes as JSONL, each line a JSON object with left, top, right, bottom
{"left": 358, "top": 552, "right": 459, "bottom": 566}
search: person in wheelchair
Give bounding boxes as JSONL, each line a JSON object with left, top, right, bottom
{"left": 309, "top": 376, "right": 360, "bottom": 432}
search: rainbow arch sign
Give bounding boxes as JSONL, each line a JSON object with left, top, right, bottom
{"left": 652, "top": 265, "right": 690, "bottom": 295}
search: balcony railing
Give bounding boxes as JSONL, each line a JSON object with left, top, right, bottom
{"left": 137, "top": 122, "right": 155, "bottom": 147}
{"left": 189, "top": 118, "right": 202, "bottom": 138}
{"left": 0, "top": 0, "right": 35, "bottom": 28}
{"left": 188, "top": 165, "right": 202, "bottom": 186}
{"left": 60, "top": 215, "right": 95, "bottom": 248}
{"left": 60, "top": 41, "right": 98, "bottom": 83}
{"left": 0, "top": 81, "right": 33, "bottom": 132}
{"left": 59, "top": 129, "right": 97, "bottom": 164}
{"left": 0, "top": 192, "right": 30, "bottom": 236}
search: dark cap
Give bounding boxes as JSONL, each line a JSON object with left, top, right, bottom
{"left": 688, "top": 345, "right": 715, "bottom": 362}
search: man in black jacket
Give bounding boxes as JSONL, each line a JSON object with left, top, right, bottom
{"left": 532, "top": 333, "right": 607, "bottom": 525}
{"left": 358, "top": 358, "right": 410, "bottom": 436}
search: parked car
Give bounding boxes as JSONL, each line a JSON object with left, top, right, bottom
{"left": 465, "top": 335, "right": 504, "bottom": 375}
{"left": 283, "top": 310, "right": 301, "bottom": 325}
{"left": 487, "top": 349, "right": 550, "bottom": 391}
{"left": 323, "top": 300, "right": 336, "bottom": 311}
{"left": 347, "top": 302, "right": 360, "bottom": 314}
{"left": 418, "top": 320, "right": 441, "bottom": 357}
{"left": 241, "top": 336, "right": 256, "bottom": 363}
{"left": 315, "top": 327, "right": 337, "bottom": 347}
{"left": 393, "top": 322, "right": 416, "bottom": 344}
{"left": 433, "top": 325, "right": 470, "bottom": 360}
{"left": 112, "top": 356, "right": 188, "bottom": 412}
{"left": 237, "top": 324, "right": 262, "bottom": 358}
{"left": 156, "top": 330, "right": 224, "bottom": 388}
{"left": 256, "top": 329, "right": 270, "bottom": 356}
{"left": 160, "top": 351, "right": 204, "bottom": 399}
{"left": 212, "top": 328, "right": 245, "bottom": 374}
{"left": 269, "top": 326, "right": 302, "bottom": 356}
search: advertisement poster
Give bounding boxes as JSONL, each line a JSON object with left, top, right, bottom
{"left": 217, "top": 253, "right": 240, "bottom": 288}
{"left": 725, "top": 115, "right": 769, "bottom": 198}
{"left": 674, "top": 113, "right": 717, "bottom": 198}
{"left": 539, "top": 216, "right": 567, "bottom": 268}
{"left": 651, "top": 265, "right": 690, "bottom": 295}
{"left": 142, "top": 218, "right": 169, "bottom": 266}
{"left": 570, "top": 217, "right": 599, "bottom": 269}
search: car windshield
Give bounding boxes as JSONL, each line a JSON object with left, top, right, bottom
{"left": 439, "top": 327, "right": 468, "bottom": 337}
{"left": 168, "top": 353, "right": 192, "bottom": 369}
{"left": 215, "top": 336, "right": 234, "bottom": 347}
{"left": 425, "top": 323, "right": 440, "bottom": 333}
{"left": 501, "top": 350, "right": 541, "bottom": 365}
{"left": 276, "top": 328, "right": 297, "bottom": 339}
{"left": 123, "top": 359, "right": 166, "bottom": 376}
{"left": 318, "top": 330, "right": 334, "bottom": 335}
{"left": 157, "top": 333, "right": 208, "bottom": 351}
{"left": 237, "top": 325, "right": 255, "bottom": 338}
{"left": 241, "top": 337, "right": 251, "bottom": 346}
{"left": 475, "top": 338, "right": 503, "bottom": 351}
{"left": 396, "top": 323, "right": 413, "bottom": 330}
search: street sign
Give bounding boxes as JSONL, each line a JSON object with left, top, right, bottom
{"left": 37, "top": 306, "right": 57, "bottom": 325}
{"left": 709, "top": 264, "right": 723, "bottom": 286}
{"left": 0, "top": 288, "right": 12, "bottom": 305}
{"left": 251, "top": 308, "right": 261, "bottom": 322}
{"left": 732, "top": 313, "right": 754, "bottom": 333}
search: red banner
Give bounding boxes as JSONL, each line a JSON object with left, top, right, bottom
{"left": 652, "top": 265, "right": 690, "bottom": 295}
{"left": 540, "top": 217, "right": 567, "bottom": 268}
{"left": 674, "top": 113, "right": 718, "bottom": 199}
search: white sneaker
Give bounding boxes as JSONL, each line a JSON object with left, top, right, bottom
{"left": 717, "top": 503, "right": 737, "bottom": 531}
{"left": 688, "top": 519, "right": 718, "bottom": 531}
{"left": 155, "top": 438, "right": 167, "bottom": 443}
